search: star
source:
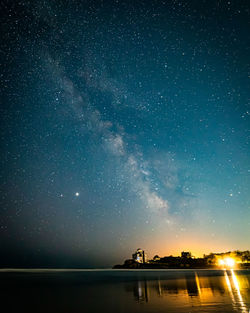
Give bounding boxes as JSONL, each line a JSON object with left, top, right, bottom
{"left": 75, "top": 192, "right": 80, "bottom": 197}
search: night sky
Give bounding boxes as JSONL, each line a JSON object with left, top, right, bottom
{"left": 1, "top": 0, "right": 249, "bottom": 268}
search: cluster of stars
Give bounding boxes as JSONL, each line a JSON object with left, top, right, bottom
{"left": 0, "top": 0, "right": 249, "bottom": 267}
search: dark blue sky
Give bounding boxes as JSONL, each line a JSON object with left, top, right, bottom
{"left": 1, "top": 0, "right": 249, "bottom": 268}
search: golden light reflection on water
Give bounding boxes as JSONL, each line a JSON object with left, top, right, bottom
{"left": 130, "top": 271, "right": 250, "bottom": 312}
{"left": 226, "top": 270, "right": 249, "bottom": 313}
{"left": 1, "top": 270, "right": 250, "bottom": 313}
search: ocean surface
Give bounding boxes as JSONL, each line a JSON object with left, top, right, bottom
{"left": 0, "top": 269, "right": 250, "bottom": 313}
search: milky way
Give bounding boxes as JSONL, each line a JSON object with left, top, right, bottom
{"left": 1, "top": 0, "right": 249, "bottom": 267}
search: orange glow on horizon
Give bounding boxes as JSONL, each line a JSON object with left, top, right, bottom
{"left": 144, "top": 231, "right": 239, "bottom": 260}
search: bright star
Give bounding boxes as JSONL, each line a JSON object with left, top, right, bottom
{"left": 75, "top": 192, "right": 79, "bottom": 197}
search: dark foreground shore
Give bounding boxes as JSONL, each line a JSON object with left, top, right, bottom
{"left": 0, "top": 269, "right": 250, "bottom": 313}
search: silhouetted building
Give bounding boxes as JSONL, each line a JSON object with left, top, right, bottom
{"left": 153, "top": 255, "right": 160, "bottom": 261}
{"left": 133, "top": 248, "right": 147, "bottom": 263}
{"left": 181, "top": 251, "right": 192, "bottom": 258}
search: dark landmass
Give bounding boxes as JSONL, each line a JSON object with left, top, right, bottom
{"left": 114, "top": 258, "right": 212, "bottom": 269}
{"left": 113, "top": 250, "right": 250, "bottom": 269}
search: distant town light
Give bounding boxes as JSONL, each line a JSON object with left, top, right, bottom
{"left": 218, "top": 257, "right": 235, "bottom": 268}
{"left": 225, "top": 257, "right": 235, "bottom": 268}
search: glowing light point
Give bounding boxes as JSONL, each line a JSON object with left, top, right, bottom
{"left": 218, "top": 257, "right": 235, "bottom": 268}
{"left": 225, "top": 257, "right": 235, "bottom": 268}
{"left": 75, "top": 192, "right": 80, "bottom": 197}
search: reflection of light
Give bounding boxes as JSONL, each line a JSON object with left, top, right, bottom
{"left": 231, "top": 270, "right": 248, "bottom": 313}
{"left": 195, "top": 272, "right": 201, "bottom": 296}
{"left": 224, "top": 270, "right": 235, "bottom": 304}
{"left": 138, "top": 282, "right": 142, "bottom": 298}
{"left": 157, "top": 279, "right": 162, "bottom": 296}
{"left": 224, "top": 269, "right": 248, "bottom": 313}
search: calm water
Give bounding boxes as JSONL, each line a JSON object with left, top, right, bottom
{"left": 1, "top": 269, "right": 250, "bottom": 312}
